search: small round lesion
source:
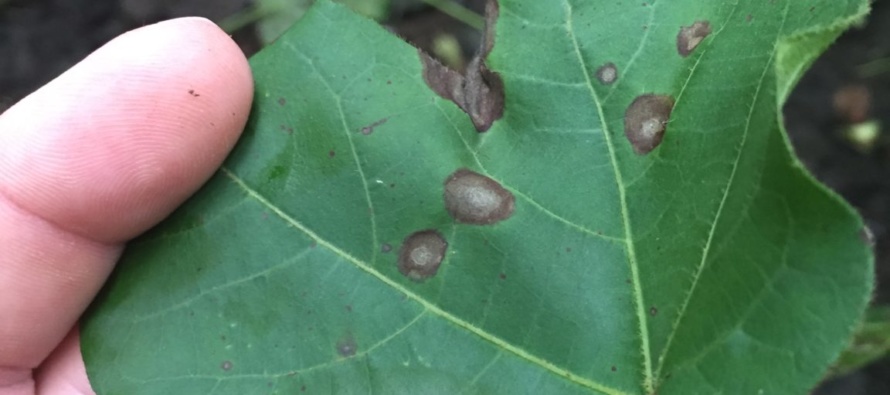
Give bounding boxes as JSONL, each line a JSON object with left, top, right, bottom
{"left": 397, "top": 230, "right": 448, "bottom": 282}
{"left": 336, "top": 334, "right": 358, "bottom": 357}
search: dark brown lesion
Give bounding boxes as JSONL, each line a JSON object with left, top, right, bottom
{"left": 443, "top": 168, "right": 515, "bottom": 225}
{"left": 419, "top": 0, "right": 504, "bottom": 132}
{"left": 397, "top": 229, "right": 448, "bottom": 282}
{"left": 624, "top": 94, "right": 675, "bottom": 155}
{"left": 676, "top": 21, "right": 712, "bottom": 57}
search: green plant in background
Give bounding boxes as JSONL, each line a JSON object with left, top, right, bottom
{"left": 83, "top": 0, "right": 876, "bottom": 394}
{"left": 221, "top": 0, "right": 391, "bottom": 43}
{"left": 831, "top": 306, "right": 890, "bottom": 378}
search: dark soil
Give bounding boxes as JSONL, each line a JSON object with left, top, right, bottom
{"left": 1, "top": 0, "right": 887, "bottom": 393}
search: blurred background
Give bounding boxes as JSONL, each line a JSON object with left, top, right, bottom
{"left": 0, "top": 0, "right": 887, "bottom": 393}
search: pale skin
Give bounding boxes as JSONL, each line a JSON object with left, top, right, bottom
{"left": 0, "top": 18, "right": 254, "bottom": 394}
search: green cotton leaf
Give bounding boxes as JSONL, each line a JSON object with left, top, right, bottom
{"left": 81, "top": 1, "right": 875, "bottom": 394}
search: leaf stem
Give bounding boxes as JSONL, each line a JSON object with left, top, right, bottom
{"left": 218, "top": 3, "right": 283, "bottom": 34}
{"left": 857, "top": 56, "right": 890, "bottom": 77}
{"left": 421, "top": 0, "right": 485, "bottom": 30}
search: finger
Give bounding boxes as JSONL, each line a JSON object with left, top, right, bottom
{"left": 0, "top": 16, "right": 253, "bottom": 382}
{"left": 33, "top": 329, "right": 92, "bottom": 394}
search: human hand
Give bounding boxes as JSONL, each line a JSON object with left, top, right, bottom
{"left": 0, "top": 18, "right": 253, "bottom": 394}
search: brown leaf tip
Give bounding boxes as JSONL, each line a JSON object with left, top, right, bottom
{"left": 624, "top": 94, "right": 675, "bottom": 155}
{"left": 595, "top": 63, "right": 618, "bottom": 85}
{"left": 444, "top": 168, "right": 515, "bottom": 225}
{"left": 677, "top": 21, "right": 712, "bottom": 57}
{"left": 397, "top": 230, "right": 448, "bottom": 282}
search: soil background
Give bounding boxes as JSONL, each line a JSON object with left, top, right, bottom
{"left": 1, "top": 0, "right": 887, "bottom": 393}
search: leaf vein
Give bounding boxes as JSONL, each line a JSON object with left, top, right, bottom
{"left": 564, "top": 0, "right": 653, "bottom": 391}
{"left": 654, "top": 2, "right": 788, "bottom": 384}
{"left": 219, "top": 166, "right": 629, "bottom": 395}
{"left": 434, "top": 103, "right": 625, "bottom": 244}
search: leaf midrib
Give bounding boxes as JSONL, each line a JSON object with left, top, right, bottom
{"left": 562, "top": 0, "right": 653, "bottom": 392}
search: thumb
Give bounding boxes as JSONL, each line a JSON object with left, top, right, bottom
{"left": 0, "top": 17, "right": 253, "bottom": 394}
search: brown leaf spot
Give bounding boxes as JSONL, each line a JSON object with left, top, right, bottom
{"left": 677, "top": 21, "right": 712, "bottom": 57}
{"left": 444, "top": 169, "right": 515, "bottom": 225}
{"left": 381, "top": 243, "right": 393, "bottom": 253}
{"left": 624, "top": 94, "right": 674, "bottom": 154}
{"left": 188, "top": 89, "right": 199, "bottom": 97}
{"left": 419, "top": 1, "right": 503, "bottom": 132}
{"left": 398, "top": 230, "right": 448, "bottom": 282}
{"left": 649, "top": 307, "right": 658, "bottom": 316}
{"left": 278, "top": 97, "right": 286, "bottom": 106}
{"left": 595, "top": 62, "right": 618, "bottom": 85}
{"left": 221, "top": 360, "right": 233, "bottom": 371}
{"left": 328, "top": 150, "right": 336, "bottom": 158}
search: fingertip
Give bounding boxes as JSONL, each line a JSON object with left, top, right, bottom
{"left": 34, "top": 328, "right": 94, "bottom": 395}
{"left": 0, "top": 17, "right": 254, "bottom": 373}
{"left": 0, "top": 16, "right": 254, "bottom": 243}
